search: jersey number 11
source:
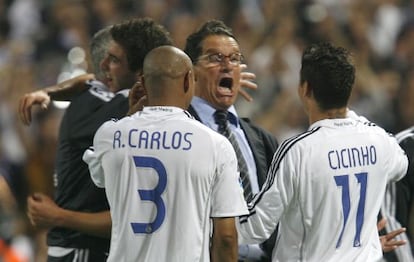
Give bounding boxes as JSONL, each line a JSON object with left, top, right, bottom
{"left": 334, "top": 172, "right": 368, "bottom": 248}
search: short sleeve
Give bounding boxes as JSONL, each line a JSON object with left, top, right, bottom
{"left": 82, "top": 120, "right": 116, "bottom": 188}
{"left": 210, "top": 137, "right": 248, "bottom": 217}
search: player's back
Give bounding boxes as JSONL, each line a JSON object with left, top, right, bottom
{"left": 274, "top": 117, "right": 407, "bottom": 261}
{"left": 91, "top": 107, "right": 246, "bottom": 261}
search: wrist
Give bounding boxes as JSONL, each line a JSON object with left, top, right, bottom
{"left": 55, "top": 207, "right": 68, "bottom": 227}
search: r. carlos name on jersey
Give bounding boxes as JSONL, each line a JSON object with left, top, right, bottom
{"left": 112, "top": 128, "right": 193, "bottom": 151}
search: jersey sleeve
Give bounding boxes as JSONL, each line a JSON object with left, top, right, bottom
{"left": 386, "top": 134, "right": 409, "bottom": 182}
{"left": 398, "top": 135, "right": 414, "bottom": 189}
{"left": 210, "top": 137, "right": 248, "bottom": 218}
{"left": 82, "top": 120, "right": 116, "bottom": 188}
{"left": 237, "top": 142, "right": 297, "bottom": 244}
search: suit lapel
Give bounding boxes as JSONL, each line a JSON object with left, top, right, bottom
{"left": 239, "top": 119, "right": 268, "bottom": 187}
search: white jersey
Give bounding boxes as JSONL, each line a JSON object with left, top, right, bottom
{"left": 83, "top": 106, "right": 248, "bottom": 262}
{"left": 238, "top": 117, "right": 408, "bottom": 262}
{"left": 348, "top": 109, "right": 414, "bottom": 261}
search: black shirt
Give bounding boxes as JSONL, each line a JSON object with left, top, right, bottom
{"left": 47, "top": 80, "right": 129, "bottom": 252}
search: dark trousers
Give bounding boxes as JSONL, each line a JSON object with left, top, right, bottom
{"left": 48, "top": 248, "right": 108, "bottom": 262}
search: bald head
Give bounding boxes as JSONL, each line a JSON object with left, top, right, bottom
{"left": 144, "top": 46, "right": 192, "bottom": 79}
{"left": 142, "top": 46, "right": 194, "bottom": 108}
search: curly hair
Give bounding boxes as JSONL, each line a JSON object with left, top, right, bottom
{"left": 110, "top": 18, "right": 173, "bottom": 73}
{"left": 184, "top": 19, "right": 236, "bottom": 64}
{"left": 300, "top": 42, "right": 355, "bottom": 110}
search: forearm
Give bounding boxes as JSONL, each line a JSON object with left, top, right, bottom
{"left": 211, "top": 235, "right": 237, "bottom": 262}
{"left": 58, "top": 209, "right": 111, "bottom": 238}
{"left": 45, "top": 74, "right": 95, "bottom": 101}
{"left": 211, "top": 217, "right": 238, "bottom": 262}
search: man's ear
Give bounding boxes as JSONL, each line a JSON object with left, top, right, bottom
{"left": 183, "top": 70, "right": 191, "bottom": 93}
{"left": 302, "top": 81, "right": 313, "bottom": 98}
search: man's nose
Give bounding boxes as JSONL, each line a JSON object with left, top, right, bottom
{"left": 220, "top": 60, "right": 234, "bottom": 72}
{"left": 100, "top": 56, "right": 109, "bottom": 72}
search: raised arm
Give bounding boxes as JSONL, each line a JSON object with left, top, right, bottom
{"left": 211, "top": 217, "right": 238, "bottom": 262}
{"left": 18, "top": 73, "right": 95, "bottom": 125}
{"left": 45, "top": 73, "right": 95, "bottom": 101}
{"left": 27, "top": 192, "right": 111, "bottom": 238}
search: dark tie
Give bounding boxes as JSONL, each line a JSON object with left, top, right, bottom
{"left": 214, "top": 110, "right": 253, "bottom": 201}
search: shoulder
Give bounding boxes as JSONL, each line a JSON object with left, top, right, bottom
{"left": 240, "top": 118, "right": 269, "bottom": 134}
{"left": 396, "top": 126, "right": 414, "bottom": 143}
{"left": 95, "top": 116, "right": 130, "bottom": 136}
{"left": 240, "top": 117, "right": 278, "bottom": 147}
{"left": 280, "top": 126, "right": 321, "bottom": 150}
{"left": 85, "top": 80, "right": 114, "bottom": 102}
{"left": 187, "top": 117, "right": 227, "bottom": 139}
{"left": 181, "top": 117, "right": 234, "bottom": 151}
{"left": 70, "top": 80, "right": 113, "bottom": 106}
{"left": 396, "top": 126, "right": 414, "bottom": 153}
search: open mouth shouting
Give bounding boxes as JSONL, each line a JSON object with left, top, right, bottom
{"left": 218, "top": 77, "right": 234, "bottom": 96}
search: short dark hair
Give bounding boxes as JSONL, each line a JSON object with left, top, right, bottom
{"left": 300, "top": 42, "right": 355, "bottom": 110}
{"left": 110, "top": 18, "right": 173, "bottom": 73}
{"left": 184, "top": 20, "right": 236, "bottom": 64}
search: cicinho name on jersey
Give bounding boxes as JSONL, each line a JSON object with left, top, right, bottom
{"left": 328, "top": 145, "right": 377, "bottom": 170}
{"left": 112, "top": 129, "right": 193, "bottom": 150}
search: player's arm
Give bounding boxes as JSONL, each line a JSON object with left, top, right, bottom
{"left": 19, "top": 73, "right": 95, "bottom": 125}
{"left": 27, "top": 192, "right": 111, "bottom": 238}
{"left": 44, "top": 73, "right": 95, "bottom": 101}
{"left": 211, "top": 217, "right": 238, "bottom": 262}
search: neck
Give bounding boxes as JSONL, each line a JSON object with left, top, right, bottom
{"left": 308, "top": 107, "right": 347, "bottom": 125}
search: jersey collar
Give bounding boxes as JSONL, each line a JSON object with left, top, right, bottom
{"left": 309, "top": 118, "right": 358, "bottom": 130}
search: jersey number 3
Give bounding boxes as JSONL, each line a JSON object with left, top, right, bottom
{"left": 334, "top": 173, "right": 367, "bottom": 248}
{"left": 131, "top": 156, "right": 167, "bottom": 234}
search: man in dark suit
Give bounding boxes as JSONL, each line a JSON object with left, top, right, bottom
{"left": 184, "top": 19, "right": 278, "bottom": 261}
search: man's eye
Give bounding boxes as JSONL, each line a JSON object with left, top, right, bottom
{"left": 230, "top": 54, "right": 242, "bottom": 62}
{"left": 109, "top": 56, "right": 120, "bottom": 63}
{"left": 209, "top": 54, "right": 222, "bottom": 62}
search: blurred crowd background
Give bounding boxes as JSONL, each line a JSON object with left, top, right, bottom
{"left": 1, "top": 0, "right": 414, "bottom": 260}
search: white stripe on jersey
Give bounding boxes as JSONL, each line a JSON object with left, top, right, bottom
{"left": 396, "top": 126, "right": 414, "bottom": 142}
{"left": 381, "top": 126, "right": 414, "bottom": 262}
{"left": 241, "top": 126, "right": 321, "bottom": 222}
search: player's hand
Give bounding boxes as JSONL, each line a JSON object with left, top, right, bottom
{"left": 239, "top": 64, "right": 257, "bottom": 102}
{"left": 18, "top": 90, "right": 51, "bottom": 125}
{"left": 377, "top": 217, "right": 407, "bottom": 252}
{"left": 27, "top": 193, "right": 62, "bottom": 229}
{"left": 127, "top": 80, "right": 148, "bottom": 116}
